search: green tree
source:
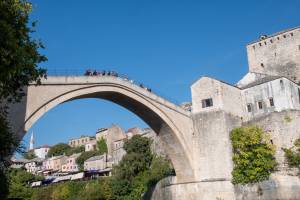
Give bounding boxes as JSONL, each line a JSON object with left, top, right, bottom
{"left": 76, "top": 151, "right": 101, "bottom": 171}
{"left": 230, "top": 126, "right": 277, "bottom": 184}
{"left": 7, "top": 168, "right": 43, "bottom": 200}
{"left": 47, "top": 143, "right": 71, "bottom": 157}
{"left": 283, "top": 138, "right": 300, "bottom": 168}
{"left": 0, "top": 0, "right": 46, "bottom": 197}
{"left": 97, "top": 138, "right": 108, "bottom": 155}
{"left": 22, "top": 149, "right": 36, "bottom": 159}
{"left": 65, "top": 145, "right": 85, "bottom": 156}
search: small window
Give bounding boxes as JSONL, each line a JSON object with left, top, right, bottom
{"left": 201, "top": 98, "right": 213, "bottom": 108}
{"left": 259, "top": 43, "right": 262, "bottom": 46}
{"left": 283, "top": 34, "right": 286, "bottom": 38}
{"left": 247, "top": 104, "right": 252, "bottom": 112}
{"left": 291, "top": 33, "right": 293, "bottom": 37}
{"left": 264, "top": 41, "right": 267, "bottom": 45}
{"left": 277, "top": 37, "right": 280, "bottom": 40}
{"left": 280, "top": 79, "right": 284, "bottom": 89}
{"left": 260, "top": 63, "right": 264, "bottom": 67}
{"left": 269, "top": 98, "right": 274, "bottom": 107}
{"left": 270, "top": 39, "right": 273, "bottom": 43}
{"left": 258, "top": 101, "right": 263, "bottom": 109}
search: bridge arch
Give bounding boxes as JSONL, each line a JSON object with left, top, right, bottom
{"left": 16, "top": 77, "right": 195, "bottom": 182}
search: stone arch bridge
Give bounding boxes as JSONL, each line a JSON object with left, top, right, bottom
{"left": 7, "top": 76, "right": 195, "bottom": 182}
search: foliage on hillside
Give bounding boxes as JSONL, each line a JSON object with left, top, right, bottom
{"left": 110, "top": 135, "right": 174, "bottom": 199}
{"left": 283, "top": 138, "right": 300, "bottom": 169}
{"left": 76, "top": 150, "right": 101, "bottom": 171}
{"left": 10, "top": 135, "right": 173, "bottom": 200}
{"left": 97, "top": 138, "right": 108, "bottom": 155}
{"left": 7, "top": 168, "right": 43, "bottom": 200}
{"left": 230, "top": 126, "right": 276, "bottom": 184}
{"left": 66, "top": 145, "right": 85, "bottom": 156}
{"left": 47, "top": 143, "right": 71, "bottom": 157}
{"left": 23, "top": 150, "right": 37, "bottom": 159}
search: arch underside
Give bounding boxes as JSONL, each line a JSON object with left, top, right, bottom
{"left": 22, "top": 84, "right": 195, "bottom": 182}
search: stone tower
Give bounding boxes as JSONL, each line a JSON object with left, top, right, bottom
{"left": 246, "top": 26, "right": 300, "bottom": 82}
{"left": 29, "top": 131, "right": 34, "bottom": 150}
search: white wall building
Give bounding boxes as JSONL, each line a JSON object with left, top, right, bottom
{"left": 24, "top": 158, "right": 43, "bottom": 174}
{"left": 34, "top": 145, "right": 50, "bottom": 159}
{"left": 85, "top": 139, "right": 97, "bottom": 152}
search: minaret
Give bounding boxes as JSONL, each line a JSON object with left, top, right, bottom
{"left": 29, "top": 131, "right": 34, "bottom": 150}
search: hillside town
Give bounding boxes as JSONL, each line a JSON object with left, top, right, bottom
{"left": 10, "top": 125, "right": 165, "bottom": 187}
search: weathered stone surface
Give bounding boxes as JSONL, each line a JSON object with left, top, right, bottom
{"left": 6, "top": 76, "right": 195, "bottom": 183}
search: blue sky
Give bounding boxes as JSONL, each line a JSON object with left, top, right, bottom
{"left": 23, "top": 0, "right": 300, "bottom": 148}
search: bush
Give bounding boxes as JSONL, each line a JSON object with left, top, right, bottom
{"left": 283, "top": 138, "right": 300, "bottom": 168}
{"left": 230, "top": 126, "right": 276, "bottom": 184}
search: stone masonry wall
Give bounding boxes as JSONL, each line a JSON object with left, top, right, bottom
{"left": 247, "top": 27, "right": 300, "bottom": 82}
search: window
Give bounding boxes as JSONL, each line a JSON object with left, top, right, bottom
{"left": 270, "top": 39, "right": 273, "bottom": 43}
{"left": 260, "top": 63, "right": 264, "bottom": 67}
{"left": 247, "top": 104, "right": 252, "bottom": 112}
{"left": 259, "top": 43, "right": 262, "bottom": 46}
{"left": 283, "top": 34, "right": 286, "bottom": 38}
{"left": 269, "top": 98, "right": 274, "bottom": 107}
{"left": 291, "top": 33, "right": 294, "bottom": 37}
{"left": 258, "top": 101, "right": 263, "bottom": 109}
{"left": 277, "top": 37, "right": 280, "bottom": 40}
{"left": 279, "top": 79, "right": 285, "bottom": 90}
{"left": 264, "top": 41, "right": 267, "bottom": 45}
{"left": 201, "top": 98, "right": 213, "bottom": 108}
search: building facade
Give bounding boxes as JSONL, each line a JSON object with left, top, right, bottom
{"left": 61, "top": 153, "right": 81, "bottom": 172}
{"left": 43, "top": 155, "right": 67, "bottom": 171}
{"left": 24, "top": 158, "right": 43, "bottom": 174}
{"left": 84, "top": 154, "right": 109, "bottom": 171}
{"left": 69, "top": 136, "right": 95, "bottom": 148}
{"left": 34, "top": 145, "right": 50, "bottom": 159}
{"left": 85, "top": 139, "right": 97, "bottom": 152}
{"left": 246, "top": 27, "right": 300, "bottom": 82}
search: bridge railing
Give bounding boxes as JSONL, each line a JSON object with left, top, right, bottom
{"left": 45, "top": 69, "right": 183, "bottom": 107}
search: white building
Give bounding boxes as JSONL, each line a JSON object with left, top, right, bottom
{"left": 24, "top": 158, "right": 43, "bottom": 174}
{"left": 85, "top": 139, "right": 97, "bottom": 152}
{"left": 191, "top": 75, "right": 300, "bottom": 121}
{"left": 34, "top": 145, "right": 50, "bottom": 159}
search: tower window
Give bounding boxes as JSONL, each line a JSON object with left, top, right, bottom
{"left": 260, "top": 63, "right": 264, "bottom": 67}
{"left": 269, "top": 98, "right": 274, "bottom": 107}
{"left": 201, "top": 98, "right": 213, "bottom": 108}
{"left": 247, "top": 104, "right": 252, "bottom": 112}
{"left": 258, "top": 101, "right": 263, "bottom": 109}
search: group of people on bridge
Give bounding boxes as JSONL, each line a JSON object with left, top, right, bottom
{"left": 84, "top": 69, "right": 152, "bottom": 92}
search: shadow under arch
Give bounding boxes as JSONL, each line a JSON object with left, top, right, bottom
{"left": 22, "top": 83, "right": 195, "bottom": 182}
